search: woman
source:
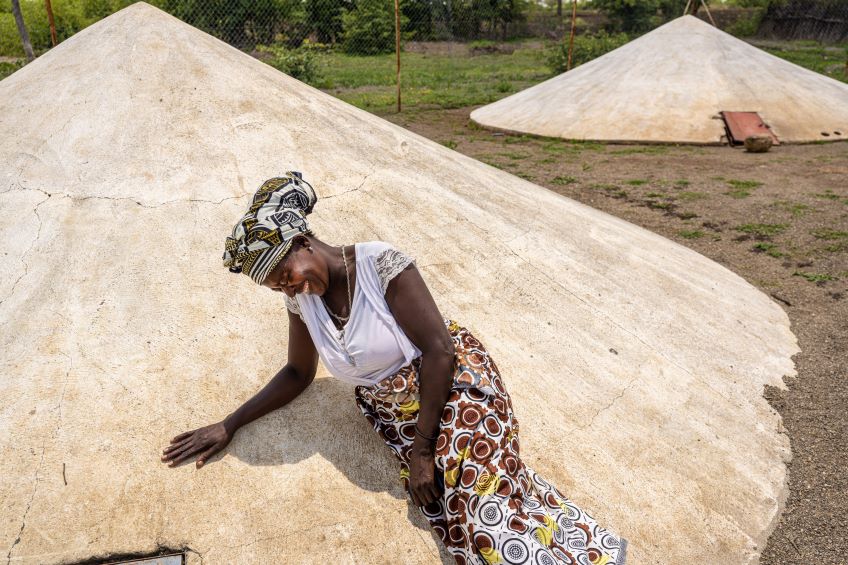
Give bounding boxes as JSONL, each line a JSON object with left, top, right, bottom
{"left": 161, "top": 173, "right": 628, "bottom": 565}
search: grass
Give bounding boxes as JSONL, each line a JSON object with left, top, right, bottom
{"left": 541, "top": 140, "right": 604, "bottom": 154}
{"left": 679, "top": 229, "right": 705, "bottom": 239}
{"left": 674, "top": 180, "right": 691, "bottom": 188}
{"left": 678, "top": 191, "right": 708, "bottom": 201}
{"left": 811, "top": 228, "right": 848, "bottom": 240}
{"left": 646, "top": 200, "right": 673, "bottom": 210}
{"left": 591, "top": 183, "right": 627, "bottom": 198}
{"left": 735, "top": 223, "right": 788, "bottom": 238}
{"left": 762, "top": 42, "right": 848, "bottom": 84}
{"left": 793, "top": 271, "right": 838, "bottom": 283}
{"left": 0, "top": 60, "right": 23, "bottom": 81}
{"left": 551, "top": 175, "right": 577, "bottom": 185}
{"left": 772, "top": 201, "right": 810, "bottom": 217}
{"left": 609, "top": 146, "right": 669, "bottom": 155}
{"left": 627, "top": 179, "right": 649, "bottom": 186}
{"left": 442, "top": 139, "right": 458, "bottom": 149}
{"left": 311, "top": 42, "right": 552, "bottom": 111}
{"left": 725, "top": 179, "right": 763, "bottom": 198}
{"left": 499, "top": 151, "right": 530, "bottom": 160}
{"left": 815, "top": 189, "right": 847, "bottom": 203}
{"left": 752, "top": 242, "right": 784, "bottom": 257}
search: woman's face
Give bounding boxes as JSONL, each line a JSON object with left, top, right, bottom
{"left": 261, "top": 242, "right": 327, "bottom": 298}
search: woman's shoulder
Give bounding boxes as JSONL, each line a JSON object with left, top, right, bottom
{"left": 356, "top": 241, "right": 416, "bottom": 293}
{"left": 356, "top": 240, "right": 415, "bottom": 260}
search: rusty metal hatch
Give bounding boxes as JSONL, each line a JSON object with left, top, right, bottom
{"left": 99, "top": 554, "right": 185, "bottom": 565}
{"left": 721, "top": 111, "right": 780, "bottom": 146}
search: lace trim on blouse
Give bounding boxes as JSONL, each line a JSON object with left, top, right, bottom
{"left": 374, "top": 248, "right": 416, "bottom": 294}
{"left": 285, "top": 294, "right": 301, "bottom": 319}
{"left": 284, "top": 247, "right": 415, "bottom": 320}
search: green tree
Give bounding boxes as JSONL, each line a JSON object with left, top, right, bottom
{"left": 592, "top": 0, "right": 698, "bottom": 33}
{"left": 342, "top": 0, "right": 406, "bottom": 54}
{"left": 162, "top": 0, "right": 293, "bottom": 47}
{"left": 306, "top": 0, "right": 347, "bottom": 43}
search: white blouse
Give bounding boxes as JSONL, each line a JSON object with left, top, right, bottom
{"left": 284, "top": 241, "right": 422, "bottom": 386}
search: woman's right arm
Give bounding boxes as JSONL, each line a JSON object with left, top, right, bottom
{"left": 161, "top": 311, "right": 318, "bottom": 468}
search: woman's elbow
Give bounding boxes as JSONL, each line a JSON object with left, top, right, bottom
{"left": 423, "top": 336, "right": 455, "bottom": 363}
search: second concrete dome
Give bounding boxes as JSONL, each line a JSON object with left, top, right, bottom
{"left": 470, "top": 16, "right": 848, "bottom": 144}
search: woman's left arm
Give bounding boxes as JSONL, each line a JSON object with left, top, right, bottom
{"left": 385, "top": 263, "right": 455, "bottom": 508}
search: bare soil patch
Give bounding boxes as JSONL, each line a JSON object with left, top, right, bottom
{"left": 382, "top": 107, "right": 848, "bottom": 564}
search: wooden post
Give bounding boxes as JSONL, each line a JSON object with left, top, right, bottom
{"left": 394, "top": 0, "right": 401, "bottom": 113}
{"left": 45, "top": 0, "right": 57, "bottom": 47}
{"left": 566, "top": 0, "right": 577, "bottom": 71}
{"left": 11, "top": 0, "right": 35, "bottom": 60}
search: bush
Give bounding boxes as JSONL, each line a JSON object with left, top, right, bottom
{"left": 0, "top": 58, "right": 24, "bottom": 80}
{"left": 591, "top": 0, "right": 660, "bottom": 33}
{"left": 547, "top": 30, "right": 630, "bottom": 73}
{"left": 305, "top": 0, "right": 345, "bottom": 44}
{"left": 341, "top": 0, "right": 406, "bottom": 55}
{"left": 257, "top": 41, "right": 323, "bottom": 83}
{"left": 162, "top": 0, "right": 296, "bottom": 48}
{"left": 727, "top": 9, "right": 765, "bottom": 37}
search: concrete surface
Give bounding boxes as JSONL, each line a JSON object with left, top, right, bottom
{"left": 0, "top": 4, "right": 797, "bottom": 564}
{"left": 470, "top": 16, "right": 848, "bottom": 144}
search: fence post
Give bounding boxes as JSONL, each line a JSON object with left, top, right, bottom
{"left": 11, "top": 0, "right": 35, "bottom": 60}
{"left": 566, "top": 0, "right": 577, "bottom": 71}
{"left": 45, "top": 0, "right": 57, "bottom": 47}
{"left": 395, "top": 0, "right": 401, "bottom": 113}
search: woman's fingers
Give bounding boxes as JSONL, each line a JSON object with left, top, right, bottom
{"left": 171, "top": 430, "right": 194, "bottom": 443}
{"left": 162, "top": 436, "right": 193, "bottom": 455}
{"left": 410, "top": 486, "right": 422, "bottom": 507}
{"left": 166, "top": 441, "right": 204, "bottom": 466}
{"left": 194, "top": 444, "right": 220, "bottom": 469}
{"left": 426, "top": 483, "right": 440, "bottom": 504}
{"left": 411, "top": 480, "right": 439, "bottom": 507}
{"left": 161, "top": 437, "right": 194, "bottom": 460}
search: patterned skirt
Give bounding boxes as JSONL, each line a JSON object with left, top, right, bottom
{"left": 354, "top": 320, "right": 628, "bottom": 565}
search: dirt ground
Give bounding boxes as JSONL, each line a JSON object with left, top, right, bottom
{"left": 382, "top": 107, "right": 847, "bottom": 564}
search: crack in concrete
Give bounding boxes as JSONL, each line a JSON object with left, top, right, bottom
{"left": 5, "top": 352, "right": 72, "bottom": 563}
{"left": 3, "top": 186, "right": 249, "bottom": 209}
{"left": 322, "top": 173, "right": 371, "bottom": 201}
{"left": 184, "top": 546, "right": 205, "bottom": 564}
{"left": 0, "top": 188, "right": 249, "bottom": 307}
{"left": 6, "top": 443, "right": 46, "bottom": 565}
{"left": 572, "top": 375, "right": 640, "bottom": 433}
{"left": 0, "top": 193, "right": 49, "bottom": 307}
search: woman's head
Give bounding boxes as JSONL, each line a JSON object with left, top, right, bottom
{"left": 223, "top": 172, "right": 318, "bottom": 285}
{"left": 258, "top": 234, "right": 332, "bottom": 298}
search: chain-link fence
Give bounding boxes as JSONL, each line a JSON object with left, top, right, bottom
{"left": 3, "top": 0, "right": 846, "bottom": 57}
{"left": 2, "top": 0, "right": 847, "bottom": 92}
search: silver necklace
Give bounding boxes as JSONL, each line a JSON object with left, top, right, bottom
{"left": 323, "top": 245, "right": 353, "bottom": 326}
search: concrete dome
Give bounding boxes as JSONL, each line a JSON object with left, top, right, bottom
{"left": 470, "top": 15, "right": 848, "bottom": 144}
{"left": 0, "top": 4, "right": 796, "bottom": 563}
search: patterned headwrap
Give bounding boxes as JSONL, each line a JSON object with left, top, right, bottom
{"left": 223, "top": 172, "right": 318, "bottom": 284}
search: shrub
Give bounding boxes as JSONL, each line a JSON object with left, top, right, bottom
{"left": 0, "top": 59, "right": 24, "bottom": 80}
{"left": 257, "top": 41, "right": 323, "bottom": 83}
{"left": 547, "top": 30, "right": 630, "bottom": 73}
{"left": 342, "top": 0, "right": 406, "bottom": 55}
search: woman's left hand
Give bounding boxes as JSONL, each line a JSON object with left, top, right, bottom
{"left": 409, "top": 438, "right": 442, "bottom": 507}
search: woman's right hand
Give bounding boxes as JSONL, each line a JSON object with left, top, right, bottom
{"left": 160, "top": 421, "right": 232, "bottom": 469}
